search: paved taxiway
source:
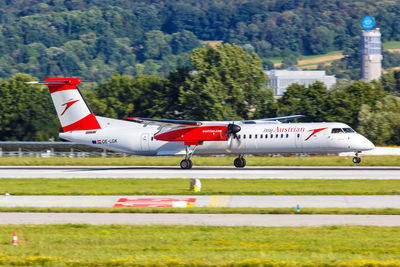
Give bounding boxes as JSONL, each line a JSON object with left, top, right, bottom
{"left": 1, "top": 195, "right": 400, "bottom": 208}
{"left": 1, "top": 166, "right": 400, "bottom": 179}
{"left": 1, "top": 213, "right": 400, "bottom": 226}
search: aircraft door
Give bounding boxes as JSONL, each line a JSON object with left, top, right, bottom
{"left": 295, "top": 132, "right": 303, "bottom": 150}
{"left": 140, "top": 133, "right": 150, "bottom": 151}
{"left": 329, "top": 128, "right": 350, "bottom": 150}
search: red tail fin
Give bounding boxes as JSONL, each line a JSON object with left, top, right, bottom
{"left": 44, "top": 78, "right": 101, "bottom": 132}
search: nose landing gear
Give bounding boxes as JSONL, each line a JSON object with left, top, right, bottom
{"left": 352, "top": 152, "right": 361, "bottom": 164}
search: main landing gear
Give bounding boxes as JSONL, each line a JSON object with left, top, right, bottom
{"left": 180, "top": 159, "right": 192, "bottom": 169}
{"left": 180, "top": 145, "right": 198, "bottom": 169}
{"left": 234, "top": 155, "right": 246, "bottom": 168}
{"left": 352, "top": 152, "right": 361, "bottom": 164}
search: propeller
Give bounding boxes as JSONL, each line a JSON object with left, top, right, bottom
{"left": 223, "top": 122, "right": 242, "bottom": 152}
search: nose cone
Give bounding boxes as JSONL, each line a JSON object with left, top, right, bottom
{"left": 354, "top": 135, "right": 375, "bottom": 151}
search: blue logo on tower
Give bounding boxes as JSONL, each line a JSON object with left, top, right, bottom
{"left": 362, "top": 16, "right": 375, "bottom": 30}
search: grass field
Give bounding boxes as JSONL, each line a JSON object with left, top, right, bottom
{"left": 0, "top": 225, "right": 399, "bottom": 266}
{"left": 1, "top": 178, "right": 399, "bottom": 195}
{"left": 1, "top": 155, "right": 400, "bottom": 166}
{"left": 383, "top": 41, "right": 400, "bottom": 50}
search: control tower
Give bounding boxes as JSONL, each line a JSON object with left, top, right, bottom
{"left": 361, "top": 16, "right": 382, "bottom": 81}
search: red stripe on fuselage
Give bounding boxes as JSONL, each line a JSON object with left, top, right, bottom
{"left": 62, "top": 113, "right": 101, "bottom": 132}
{"left": 44, "top": 78, "right": 82, "bottom": 94}
{"left": 155, "top": 126, "right": 228, "bottom": 143}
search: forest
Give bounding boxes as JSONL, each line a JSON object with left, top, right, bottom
{"left": 1, "top": 44, "right": 400, "bottom": 146}
{"left": 1, "top": 0, "right": 400, "bottom": 80}
{"left": 1, "top": 1, "right": 400, "bottom": 145}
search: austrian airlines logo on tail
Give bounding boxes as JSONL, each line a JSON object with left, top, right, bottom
{"left": 61, "top": 99, "right": 80, "bottom": 116}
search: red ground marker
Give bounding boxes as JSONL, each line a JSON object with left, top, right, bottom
{"left": 113, "top": 197, "right": 196, "bottom": 207}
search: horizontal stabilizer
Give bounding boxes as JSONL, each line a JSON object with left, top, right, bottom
{"left": 25, "top": 80, "right": 70, "bottom": 85}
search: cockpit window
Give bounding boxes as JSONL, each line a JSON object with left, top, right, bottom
{"left": 343, "top": 128, "right": 355, "bottom": 133}
{"left": 331, "top": 128, "right": 355, "bottom": 134}
{"left": 331, "top": 128, "right": 344, "bottom": 133}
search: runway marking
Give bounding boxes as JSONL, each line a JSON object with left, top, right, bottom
{"left": 209, "top": 196, "right": 230, "bottom": 207}
{"left": 209, "top": 195, "right": 219, "bottom": 207}
{"left": 113, "top": 197, "right": 196, "bottom": 207}
{"left": 221, "top": 196, "right": 230, "bottom": 207}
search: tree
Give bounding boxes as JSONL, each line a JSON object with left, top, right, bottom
{"left": 0, "top": 73, "right": 59, "bottom": 141}
{"left": 179, "top": 44, "right": 269, "bottom": 120}
{"left": 170, "top": 30, "right": 201, "bottom": 54}
{"left": 306, "top": 26, "right": 334, "bottom": 55}
{"left": 89, "top": 74, "right": 137, "bottom": 118}
{"left": 380, "top": 70, "right": 400, "bottom": 95}
{"left": 143, "top": 30, "right": 172, "bottom": 60}
{"left": 326, "top": 81, "right": 386, "bottom": 128}
{"left": 358, "top": 95, "right": 400, "bottom": 145}
{"left": 278, "top": 81, "right": 329, "bottom": 122}
{"left": 88, "top": 73, "right": 169, "bottom": 119}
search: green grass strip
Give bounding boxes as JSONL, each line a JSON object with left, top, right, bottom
{"left": 1, "top": 155, "right": 400, "bottom": 166}
{"left": 0, "top": 225, "right": 399, "bottom": 265}
{"left": 0, "top": 178, "right": 399, "bottom": 195}
{"left": 383, "top": 41, "right": 400, "bottom": 49}
{"left": 1, "top": 207, "right": 400, "bottom": 215}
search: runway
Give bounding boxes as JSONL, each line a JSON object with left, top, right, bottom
{"left": 1, "top": 195, "right": 400, "bottom": 208}
{"left": 1, "top": 213, "right": 400, "bottom": 226}
{"left": 1, "top": 166, "right": 399, "bottom": 227}
{"left": 1, "top": 166, "right": 400, "bottom": 179}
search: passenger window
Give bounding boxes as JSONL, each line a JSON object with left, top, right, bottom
{"left": 243, "top": 134, "right": 246, "bottom": 139}
{"left": 265, "top": 134, "right": 268, "bottom": 138}
{"left": 249, "top": 134, "right": 252, "bottom": 139}
{"left": 297, "top": 134, "right": 300, "bottom": 138}
{"left": 286, "top": 134, "right": 289, "bottom": 138}
{"left": 151, "top": 137, "right": 154, "bottom": 141}
{"left": 280, "top": 134, "right": 283, "bottom": 138}
{"left": 270, "top": 134, "right": 273, "bottom": 139}
{"left": 260, "top": 134, "right": 263, "bottom": 139}
{"left": 255, "top": 134, "right": 257, "bottom": 139}
{"left": 275, "top": 134, "right": 278, "bottom": 138}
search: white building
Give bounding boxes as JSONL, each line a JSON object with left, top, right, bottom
{"left": 265, "top": 69, "right": 336, "bottom": 96}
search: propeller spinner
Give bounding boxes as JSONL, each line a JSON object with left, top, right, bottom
{"left": 223, "top": 123, "right": 242, "bottom": 152}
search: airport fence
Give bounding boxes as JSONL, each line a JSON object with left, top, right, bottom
{"left": 0, "top": 141, "right": 126, "bottom": 158}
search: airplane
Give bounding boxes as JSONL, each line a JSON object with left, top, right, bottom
{"left": 26, "top": 77, "right": 375, "bottom": 169}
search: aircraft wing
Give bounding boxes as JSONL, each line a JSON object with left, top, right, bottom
{"left": 242, "top": 115, "right": 305, "bottom": 124}
{"left": 124, "top": 117, "right": 202, "bottom": 127}
{"left": 124, "top": 115, "right": 304, "bottom": 127}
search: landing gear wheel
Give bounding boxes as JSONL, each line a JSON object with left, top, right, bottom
{"left": 180, "top": 159, "right": 193, "bottom": 169}
{"left": 352, "top": 157, "right": 361, "bottom": 164}
{"left": 240, "top": 158, "right": 246, "bottom": 168}
{"left": 234, "top": 157, "right": 246, "bottom": 168}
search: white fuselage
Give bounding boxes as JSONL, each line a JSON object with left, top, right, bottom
{"left": 59, "top": 116, "right": 375, "bottom": 156}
